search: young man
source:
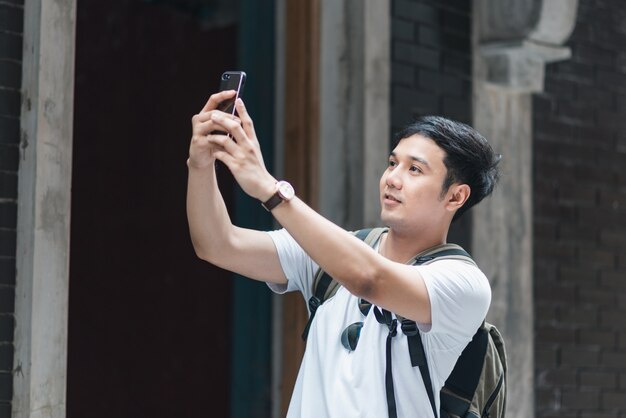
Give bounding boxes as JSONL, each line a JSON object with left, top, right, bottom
{"left": 187, "top": 90, "right": 500, "bottom": 417}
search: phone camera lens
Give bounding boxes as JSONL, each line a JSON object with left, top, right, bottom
{"left": 222, "top": 74, "right": 230, "bottom": 80}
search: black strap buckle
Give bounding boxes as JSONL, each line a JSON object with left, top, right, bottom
{"left": 401, "top": 319, "right": 418, "bottom": 336}
{"left": 374, "top": 307, "right": 398, "bottom": 337}
{"left": 308, "top": 296, "right": 321, "bottom": 314}
{"left": 388, "top": 318, "right": 398, "bottom": 337}
{"left": 415, "top": 255, "right": 435, "bottom": 265}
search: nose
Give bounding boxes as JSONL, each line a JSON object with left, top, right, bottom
{"left": 385, "top": 167, "right": 402, "bottom": 190}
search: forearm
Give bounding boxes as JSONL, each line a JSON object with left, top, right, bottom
{"left": 186, "top": 161, "right": 235, "bottom": 261}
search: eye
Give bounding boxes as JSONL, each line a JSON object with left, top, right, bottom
{"left": 388, "top": 160, "right": 397, "bottom": 168}
{"left": 409, "top": 165, "right": 423, "bottom": 174}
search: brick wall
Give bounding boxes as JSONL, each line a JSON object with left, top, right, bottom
{"left": 390, "top": 0, "right": 472, "bottom": 247}
{"left": 533, "top": 0, "right": 626, "bottom": 416}
{"left": 0, "top": 1, "right": 22, "bottom": 417}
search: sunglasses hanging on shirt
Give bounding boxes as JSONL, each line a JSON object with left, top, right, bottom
{"left": 340, "top": 298, "right": 373, "bottom": 351}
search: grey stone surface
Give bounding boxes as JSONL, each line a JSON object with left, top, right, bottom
{"left": 472, "top": 87, "right": 535, "bottom": 418}
{"left": 12, "top": 1, "right": 76, "bottom": 417}
{"left": 319, "top": 0, "right": 390, "bottom": 230}
{"left": 478, "top": 0, "right": 577, "bottom": 93}
{"left": 472, "top": 1, "right": 579, "bottom": 417}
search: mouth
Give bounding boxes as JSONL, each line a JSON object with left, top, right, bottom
{"left": 384, "top": 192, "right": 402, "bottom": 204}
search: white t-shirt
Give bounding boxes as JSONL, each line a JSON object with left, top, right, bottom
{"left": 267, "top": 228, "right": 491, "bottom": 418}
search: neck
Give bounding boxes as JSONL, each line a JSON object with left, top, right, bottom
{"left": 380, "top": 225, "right": 450, "bottom": 264}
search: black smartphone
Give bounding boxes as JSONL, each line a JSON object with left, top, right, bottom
{"left": 217, "top": 70, "right": 246, "bottom": 115}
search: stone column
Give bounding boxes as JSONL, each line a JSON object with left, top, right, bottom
{"left": 13, "top": 1, "right": 76, "bottom": 417}
{"left": 471, "top": 1, "right": 577, "bottom": 416}
{"left": 319, "top": 0, "right": 390, "bottom": 230}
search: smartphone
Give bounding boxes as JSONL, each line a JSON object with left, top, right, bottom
{"left": 217, "top": 70, "right": 246, "bottom": 115}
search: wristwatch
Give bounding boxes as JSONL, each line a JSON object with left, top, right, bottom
{"left": 262, "top": 180, "right": 295, "bottom": 211}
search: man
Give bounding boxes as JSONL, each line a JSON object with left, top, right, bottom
{"left": 187, "top": 90, "right": 500, "bottom": 417}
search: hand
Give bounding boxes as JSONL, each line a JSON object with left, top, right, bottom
{"left": 206, "top": 98, "right": 277, "bottom": 201}
{"left": 188, "top": 90, "right": 242, "bottom": 170}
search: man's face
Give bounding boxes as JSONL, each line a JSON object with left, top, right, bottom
{"left": 379, "top": 134, "right": 452, "bottom": 231}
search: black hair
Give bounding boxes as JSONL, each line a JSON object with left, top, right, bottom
{"left": 393, "top": 116, "right": 501, "bottom": 221}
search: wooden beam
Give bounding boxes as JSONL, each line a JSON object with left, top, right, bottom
{"left": 280, "top": 0, "right": 320, "bottom": 415}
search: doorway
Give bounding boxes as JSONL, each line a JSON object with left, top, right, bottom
{"left": 68, "top": 2, "right": 239, "bottom": 417}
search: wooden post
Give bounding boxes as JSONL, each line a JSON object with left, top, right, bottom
{"left": 280, "top": 0, "right": 320, "bottom": 415}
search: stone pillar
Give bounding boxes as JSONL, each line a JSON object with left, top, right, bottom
{"left": 13, "top": 1, "right": 76, "bottom": 417}
{"left": 319, "top": 0, "right": 390, "bottom": 230}
{"left": 471, "top": 1, "right": 577, "bottom": 416}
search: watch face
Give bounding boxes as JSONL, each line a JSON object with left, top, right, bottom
{"left": 277, "top": 181, "right": 295, "bottom": 200}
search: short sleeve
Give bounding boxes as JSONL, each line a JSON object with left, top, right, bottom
{"left": 265, "top": 229, "right": 318, "bottom": 301}
{"left": 418, "top": 260, "right": 491, "bottom": 339}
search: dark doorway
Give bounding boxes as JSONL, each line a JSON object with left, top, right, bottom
{"left": 68, "top": 2, "right": 238, "bottom": 417}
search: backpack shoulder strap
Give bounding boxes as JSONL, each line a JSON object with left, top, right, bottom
{"left": 301, "top": 227, "right": 388, "bottom": 341}
{"left": 443, "top": 322, "right": 490, "bottom": 402}
{"left": 313, "top": 227, "right": 388, "bottom": 300}
{"left": 399, "top": 317, "right": 438, "bottom": 418}
{"left": 401, "top": 244, "right": 476, "bottom": 418}
{"left": 443, "top": 322, "right": 507, "bottom": 418}
{"left": 407, "top": 323, "right": 489, "bottom": 418}
{"left": 409, "top": 243, "right": 476, "bottom": 266}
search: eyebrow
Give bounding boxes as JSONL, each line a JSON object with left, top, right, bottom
{"left": 390, "top": 151, "right": 431, "bottom": 169}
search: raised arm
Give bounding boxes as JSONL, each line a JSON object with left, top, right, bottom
{"left": 207, "top": 99, "right": 443, "bottom": 324}
{"left": 186, "top": 91, "right": 286, "bottom": 284}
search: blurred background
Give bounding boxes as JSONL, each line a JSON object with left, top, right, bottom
{"left": 1, "top": 0, "right": 625, "bottom": 417}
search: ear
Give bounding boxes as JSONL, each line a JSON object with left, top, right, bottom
{"left": 445, "top": 184, "right": 471, "bottom": 212}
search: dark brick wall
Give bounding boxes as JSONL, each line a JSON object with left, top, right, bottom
{"left": 390, "top": 0, "right": 472, "bottom": 248}
{"left": 533, "top": 0, "right": 626, "bottom": 416}
{"left": 390, "top": 0, "right": 471, "bottom": 132}
{"left": 0, "top": 1, "right": 22, "bottom": 417}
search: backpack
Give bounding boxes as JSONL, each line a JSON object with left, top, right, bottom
{"left": 301, "top": 227, "right": 507, "bottom": 418}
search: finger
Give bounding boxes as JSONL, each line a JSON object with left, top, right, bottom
{"left": 192, "top": 112, "right": 213, "bottom": 125}
{"left": 212, "top": 149, "right": 237, "bottom": 169}
{"left": 200, "top": 90, "right": 237, "bottom": 113}
{"left": 193, "top": 110, "right": 241, "bottom": 125}
{"left": 235, "top": 99, "right": 257, "bottom": 139}
{"left": 193, "top": 119, "right": 228, "bottom": 138}
{"left": 221, "top": 120, "right": 249, "bottom": 149}
{"left": 210, "top": 112, "right": 248, "bottom": 145}
{"left": 193, "top": 114, "right": 243, "bottom": 137}
{"left": 192, "top": 119, "right": 212, "bottom": 137}
{"left": 206, "top": 131, "right": 240, "bottom": 155}
{"left": 211, "top": 116, "right": 266, "bottom": 167}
